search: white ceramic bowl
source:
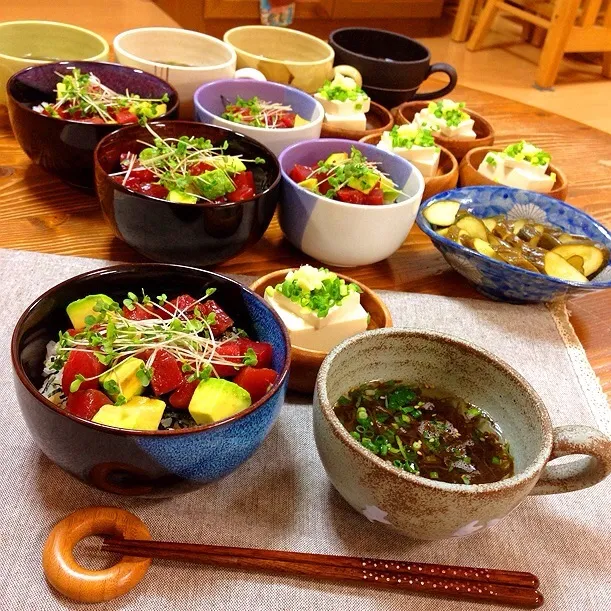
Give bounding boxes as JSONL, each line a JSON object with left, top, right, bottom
{"left": 193, "top": 79, "right": 324, "bottom": 157}
{"left": 113, "top": 27, "right": 263, "bottom": 116}
{"left": 278, "top": 139, "right": 424, "bottom": 267}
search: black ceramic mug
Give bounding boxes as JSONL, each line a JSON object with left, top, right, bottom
{"left": 329, "top": 28, "right": 457, "bottom": 108}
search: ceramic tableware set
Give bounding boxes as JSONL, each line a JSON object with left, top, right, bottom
{"left": 4, "top": 18, "right": 611, "bottom": 610}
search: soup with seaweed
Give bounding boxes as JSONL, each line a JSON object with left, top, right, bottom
{"left": 334, "top": 380, "right": 514, "bottom": 485}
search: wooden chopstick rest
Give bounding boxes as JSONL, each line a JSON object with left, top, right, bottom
{"left": 43, "top": 506, "right": 543, "bottom": 607}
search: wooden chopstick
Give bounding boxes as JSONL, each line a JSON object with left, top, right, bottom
{"left": 103, "top": 538, "right": 543, "bottom": 608}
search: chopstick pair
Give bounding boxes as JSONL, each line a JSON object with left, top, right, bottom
{"left": 102, "top": 537, "right": 543, "bottom": 608}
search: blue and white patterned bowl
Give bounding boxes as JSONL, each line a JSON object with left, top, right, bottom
{"left": 11, "top": 264, "right": 290, "bottom": 497}
{"left": 278, "top": 138, "right": 425, "bottom": 267}
{"left": 417, "top": 185, "right": 611, "bottom": 303}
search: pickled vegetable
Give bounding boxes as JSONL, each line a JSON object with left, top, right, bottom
{"left": 426, "top": 201, "right": 609, "bottom": 282}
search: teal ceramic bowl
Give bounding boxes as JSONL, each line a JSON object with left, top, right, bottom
{"left": 0, "top": 20, "right": 109, "bottom": 104}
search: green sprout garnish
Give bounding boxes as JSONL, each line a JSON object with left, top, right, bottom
{"left": 109, "top": 124, "right": 265, "bottom": 202}
{"left": 272, "top": 268, "right": 362, "bottom": 318}
{"left": 387, "top": 125, "right": 437, "bottom": 150}
{"left": 37, "top": 68, "right": 169, "bottom": 124}
{"left": 296, "top": 146, "right": 403, "bottom": 201}
{"left": 54, "top": 291, "right": 253, "bottom": 389}
{"left": 221, "top": 95, "right": 294, "bottom": 129}
{"left": 316, "top": 78, "right": 368, "bottom": 102}
{"left": 427, "top": 100, "right": 469, "bottom": 127}
{"left": 502, "top": 141, "right": 551, "bottom": 166}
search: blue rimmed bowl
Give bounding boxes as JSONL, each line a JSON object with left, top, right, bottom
{"left": 417, "top": 185, "right": 611, "bottom": 303}
{"left": 194, "top": 79, "right": 324, "bottom": 157}
{"left": 11, "top": 264, "right": 290, "bottom": 497}
{"left": 278, "top": 138, "right": 425, "bottom": 267}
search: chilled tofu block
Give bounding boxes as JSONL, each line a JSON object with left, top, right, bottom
{"left": 324, "top": 112, "right": 367, "bottom": 131}
{"left": 393, "top": 146, "right": 440, "bottom": 178}
{"left": 270, "top": 290, "right": 362, "bottom": 330}
{"left": 503, "top": 156, "right": 549, "bottom": 175}
{"left": 477, "top": 152, "right": 506, "bottom": 183}
{"left": 440, "top": 119, "right": 476, "bottom": 140}
{"left": 504, "top": 168, "right": 555, "bottom": 193}
{"left": 314, "top": 93, "right": 370, "bottom": 116}
{"left": 265, "top": 294, "right": 368, "bottom": 352}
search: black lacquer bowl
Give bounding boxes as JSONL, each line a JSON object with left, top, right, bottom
{"left": 94, "top": 121, "right": 281, "bottom": 266}
{"left": 6, "top": 61, "right": 179, "bottom": 190}
{"left": 11, "top": 264, "right": 290, "bottom": 497}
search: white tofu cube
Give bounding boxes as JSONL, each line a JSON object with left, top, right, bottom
{"left": 264, "top": 292, "right": 368, "bottom": 352}
{"left": 314, "top": 93, "right": 370, "bottom": 116}
{"left": 504, "top": 168, "right": 555, "bottom": 193}
{"left": 477, "top": 152, "right": 506, "bottom": 183}
{"left": 503, "top": 156, "right": 549, "bottom": 176}
{"left": 395, "top": 146, "right": 440, "bottom": 178}
{"left": 441, "top": 118, "right": 476, "bottom": 140}
{"left": 324, "top": 112, "right": 367, "bottom": 131}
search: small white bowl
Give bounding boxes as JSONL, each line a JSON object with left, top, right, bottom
{"left": 278, "top": 139, "right": 425, "bottom": 267}
{"left": 193, "top": 79, "right": 324, "bottom": 157}
{"left": 113, "top": 27, "right": 264, "bottom": 116}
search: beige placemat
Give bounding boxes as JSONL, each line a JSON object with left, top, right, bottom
{"left": 0, "top": 249, "right": 609, "bottom": 611}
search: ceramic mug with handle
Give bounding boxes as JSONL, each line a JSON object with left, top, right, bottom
{"left": 329, "top": 28, "right": 457, "bottom": 107}
{"left": 314, "top": 328, "right": 611, "bottom": 540}
{"left": 223, "top": 25, "right": 362, "bottom": 93}
{"left": 113, "top": 27, "right": 266, "bottom": 118}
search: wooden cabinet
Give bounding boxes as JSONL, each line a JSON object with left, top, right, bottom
{"left": 204, "top": 0, "right": 335, "bottom": 19}
{"left": 153, "top": 0, "right": 444, "bottom": 37}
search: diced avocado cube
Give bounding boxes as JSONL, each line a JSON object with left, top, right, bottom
{"left": 66, "top": 294, "right": 114, "bottom": 329}
{"left": 99, "top": 357, "right": 145, "bottom": 401}
{"left": 294, "top": 115, "right": 309, "bottom": 127}
{"left": 298, "top": 178, "right": 319, "bottom": 192}
{"left": 215, "top": 156, "right": 246, "bottom": 174}
{"left": 379, "top": 174, "right": 401, "bottom": 203}
{"left": 55, "top": 82, "right": 67, "bottom": 100}
{"left": 347, "top": 171, "right": 379, "bottom": 194}
{"left": 324, "top": 152, "right": 349, "bottom": 166}
{"left": 92, "top": 396, "right": 166, "bottom": 431}
{"left": 188, "top": 378, "right": 251, "bottom": 425}
{"left": 193, "top": 169, "right": 236, "bottom": 200}
{"left": 167, "top": 190, "right": 198, "bottom": 204}
{"left": 154, "top": 103, "right": 167, "bottom": 117}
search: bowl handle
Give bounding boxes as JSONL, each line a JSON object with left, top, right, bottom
{"left": 529, "top": 425, "right": 611, "bottom": 495}
{"left": 234, "top": 67, "right": 267, "bottom": 81}
{"left": 333, "top": 65, "right": 362, "bottom": 87}
{"left": 413, "top": 63, "right": 457, "bottom": 101}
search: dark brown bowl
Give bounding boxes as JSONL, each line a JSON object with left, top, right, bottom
{"left": 11, "top": 263, "right": 291, "bottom": 497}
{"left": 250, "top": 269, "right": 392, "bottom": 393}
{"left": 94, "top": 120, "right": 281, "bottom": 266}
{"left": 460, "top": 146, "right": 569, "bottom": 201}
{"left": 6, "top": 61, "right": 179, "bottom": 190}
{"left": 320, "top": 100, "right": 393, "bottom": 141}
{"left": 359, "top": 133, "right": 458, "bottom": 200}
{"left": 394, "top": 101, "right": 494, "bottom": 161}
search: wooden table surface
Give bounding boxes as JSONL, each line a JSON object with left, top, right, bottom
{"left": 2, "top": 2, "right": 611, "bottom": 405}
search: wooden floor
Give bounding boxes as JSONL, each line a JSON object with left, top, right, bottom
{"left": 416, "top": 14, "right": 611, "bottom": 134}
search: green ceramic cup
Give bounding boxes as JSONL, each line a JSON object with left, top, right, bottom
{"left": 0, "top": 21, "right": 109, "bottom": 104}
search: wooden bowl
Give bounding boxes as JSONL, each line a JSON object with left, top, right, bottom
{"left": 393, "top": 101, "right": 494, "bottom": 161}
{"left": 359, "top": 133, "right": 458, "bottom": 200}
{"left": 320, "top": 100, "right": 393, "bottom": 141}
{"left": 460, "top": 146, "right": 569, "bottom": 201}
{"left": 250, "top": 269, "right": 392, "bottom": 393}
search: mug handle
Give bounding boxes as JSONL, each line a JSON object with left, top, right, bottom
{"left": 413, "top": 62, "right": 458, "bottom": 101}
{"left": 234, "top": 67, "right": 267, "bottom": 81}
{"left": 333, "top": 65, "right": 363, "bottom": 87}
{"left": 529, "top": 425, "right": 611, "bottom": 495}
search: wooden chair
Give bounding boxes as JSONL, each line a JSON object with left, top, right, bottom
{"left": 463, "top": 0, "right": 611, "bottom": 88}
